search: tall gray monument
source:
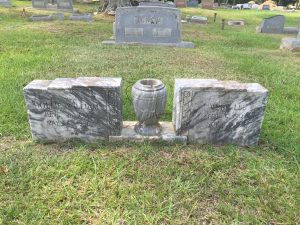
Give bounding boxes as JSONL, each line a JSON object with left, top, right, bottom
{"left": 173, "top": 79, "right": 268, "bottom": 146}
{"left": 24, "top": 77, "right": 122, "bottom": 142}
{"left": 103, "top": 5, "right": 194, "bottom": 48}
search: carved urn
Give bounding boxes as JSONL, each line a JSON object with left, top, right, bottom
{"left": 132, "top": 79, "right": 167, "bottom": 136}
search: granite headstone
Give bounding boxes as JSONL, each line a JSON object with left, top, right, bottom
{"left": 24, "top": 77, "right": 122, "bottom": 142}
{"left": 173, "top": 79, "right": 268, "bottom": 146}
{"left": 103, "top": 6, "right": 194, "bottom": 48}
{"left": 57, "top": 0, "right": 73, "bottom": 10}
{"left": 257, "top": 15, "right": 284, "bottom": 34}
{"left": 32, "top": 0, "right": 47, "bottom": 8}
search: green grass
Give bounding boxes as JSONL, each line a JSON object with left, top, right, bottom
{"left": 0, "top": 2, "right": 300, "bottom": 224}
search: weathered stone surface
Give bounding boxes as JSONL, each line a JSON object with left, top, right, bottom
{"left": 70, "top": 13, "right": 92, "bottom": 21}
{"left": 173, "top": 79, "right": 268, "bottom": 146}
{"left": 0, "top": 0, "right": 11, "bottom": 7}
{"left": 132, "top": 79, "right": 167, "bottom": 136}
{"left": 280, "top": 37, "right": 300, "bottom": 52}
{"left": 109, "top": 121, "right": 187, "bottom": 144}
{"left": 190, "top": 16, "right": 207, "bottom": 24}
{"left": 257, "top": 15, "right": 284, "bottom": 34}
{"left": 24, "top": 77, "right": 122, "bottom": 142}
{"left": 32, "top": 0, "right": 47, "bottom": 8}
{"left": 103, "top": 6, "right": 194, "bottom": 48}
{"left": 57, "top": 0, "right": 73, "bottom": 10}
{"left": 30, "top": 15, "right": 54, "bottom": 21}
{"left": 228, "top": 20, "right": 245, "bottom": 26}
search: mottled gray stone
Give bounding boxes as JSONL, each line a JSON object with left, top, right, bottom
{"left": 257, "top": 15, "right": 284, "bottom": 34}
{"left": 173, "top": 79, "right": 268, "bottom": 146}
{"left": 109, "top": 121, "right": 187, "bottom": 144}
{"left": 132, "top": 79, "right": 166, "bottom": 136}
{"left": 0, "top": 0, "right": 11, "bottom": 7}
{"left": 57, "top": 0, "right": 73, "bottom": 10}
{"left": 228, "top": 20, "right": 245, "bottom": 26}
{"left": 190, "top": 16, "right": 207, "bottom": 24}
{"left": 30, "top": 15, "right": 53, "bottom": 21}
{"left": 103, "top": 6, "right": 194, "bottom": 48}
{"left": 32, "top": 0, "right": 47, "bottom": 8}
{"left": 70, "top": 13, "right": 92, "bottom": 22}
{"left": 24, "top": 77, "right": 122, "bottom": 142}
{"left": 280, "top": 37, "right": 300, "bottom": 52}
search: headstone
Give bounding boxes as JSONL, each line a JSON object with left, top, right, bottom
{"left": 190, "top": 16, "right": 208, "bottom": 24}
{"left": 103, "top": 6, "right": 194, "bottom": 48}
{"left": 280, "top": 30, "right": 300, "bottom": 52}
{"left": 23, "top": 77, "right": 122, "bottom": 142}
{"left": 30, "top": 15, "right": 53, "bottom": 21}
{"left": 228, "top": 19, "right": 245, "bottom": 26}
{"left": 257, "top": 15, "right": 284, "bottom": 34}
{"left": 262, "top": 4, "right": 270, "bottom": 10}
{"left": 173, "top": 79, "right": 268, "bottom": 146}
{"left": 0, "top": 0, "right": 11, "bottom": 7}
{"left": 174, "top": 0, "right": 187, "bottom": 7}
{"left": 70, "top": 13, "right": 93, "bottom": 21}
{"left": 187, "top": 0, "right": 198, "bottom": 7}
{"left": 32, "top": 0, "right": 47, "bottom": 8}
{"left": 201, "top": 0, "right": 214, "bottom": 9}
{"left": 57, "top": 0, "right": 73, "bottom": 10}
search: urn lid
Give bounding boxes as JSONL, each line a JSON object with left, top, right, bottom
{"left": 133, "top": 79, "right": 165, "bottom": 92}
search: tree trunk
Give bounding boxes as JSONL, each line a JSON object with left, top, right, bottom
{"left": 101, "top": 0, "right": 133, "bottom": 14}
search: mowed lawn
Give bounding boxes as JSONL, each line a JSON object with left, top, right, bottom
{"left": 0, "top": 2, "right": 299, "bottom": 224}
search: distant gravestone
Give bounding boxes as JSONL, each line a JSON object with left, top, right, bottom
{"left": 0, "top": 0, "right": 11, "bottom": 7}
{"left": 57, "top": 0, "right": 73, "bottom": 10}
{"left": 201, "top": 0, "right": 214, "bottom": 9}
{"left": 24, "top": 77, "right": 122, "bottom": 142}
{"left": 228, "top": 19, "right": 245, "bottom": 26}
{"left": 103, "top": 6, "right": 194, "bottom": 48}
{"left": 187, "top": 0, "right": 198, "bottom": 7}
{"left": 32, "top": 0, "right": 47, "bottom": 8}
{"left": 190, "top": 15, "right": 208, "bottom": 24}
{"left": 257, "top": 15, "right": 284, "bottom": 34}
{"left": 30, "top": 15, "right": 53, "bottom": 21}
{"left": 280, "top": 30, "right": 300, "bottom": 52}
{"left": 173, "top": 79, "right": 268, "bottom": 146}
{"left": 174, "top": 0, "right": 187, "bottom": 7}
{"left": 70, "top": 13, "right": 92, "bottom": 21}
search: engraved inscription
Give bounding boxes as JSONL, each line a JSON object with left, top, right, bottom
{"left": 125, "top": 28, "right": 143, "bottom": 36}
{"left": 134, "top": 16, "right": 163, "bottom": 25}
{"left": 152, "top": 28, "right": 172, "bottom": 37}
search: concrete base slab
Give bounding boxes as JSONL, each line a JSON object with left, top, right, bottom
{"left": 283, "top": 27, "right": 299, "bottom": 34}
{"left": 102, "top": 40, "right": 195, "bottom": 48}
{"left": 280, "top": 38, "right": 300, "bottom": 52}
{"left": 109, "top": 121, "right": 187, "bottom": 144}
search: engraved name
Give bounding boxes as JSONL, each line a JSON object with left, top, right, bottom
{"left": 134, "top": 16, "right": 163, "bottom": 25}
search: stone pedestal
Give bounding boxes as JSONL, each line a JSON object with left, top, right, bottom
{"left": 109, "top": 121, "right": 187, "bottom": 144}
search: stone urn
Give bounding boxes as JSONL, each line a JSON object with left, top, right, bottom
{"left": 132, "top": 79, "right": 167, "bottom": 136}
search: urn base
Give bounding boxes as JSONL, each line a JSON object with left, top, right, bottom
{"left": 134, "top": 122, "right": 162, "bottom": 136}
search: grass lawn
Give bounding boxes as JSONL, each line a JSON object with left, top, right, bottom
{"left": 0, "top": 2, "right": 299, "bottom": 224}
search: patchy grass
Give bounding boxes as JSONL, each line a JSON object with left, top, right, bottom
{"left": 0, "top": 1, "right": 299, "bottom": 224}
